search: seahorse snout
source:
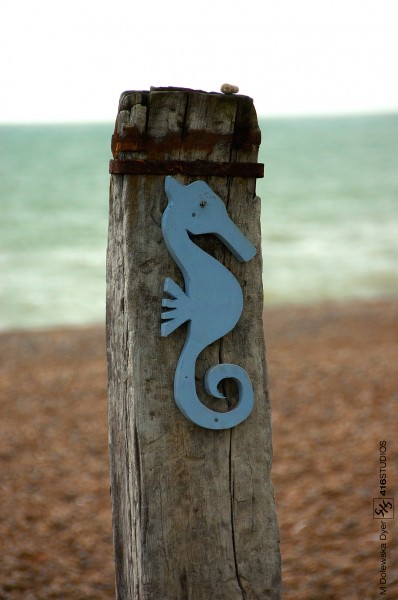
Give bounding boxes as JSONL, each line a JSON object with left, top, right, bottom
{"left": 214, "top": 213, "right": 256, "bottom": 262}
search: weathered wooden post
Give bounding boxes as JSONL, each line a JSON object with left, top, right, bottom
{"left": 106, "top": 87, "right": 281, "bottom": 599}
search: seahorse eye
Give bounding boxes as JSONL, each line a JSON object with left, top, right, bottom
{"left": 192, "top": 213, "right": 196, "bottom": 217}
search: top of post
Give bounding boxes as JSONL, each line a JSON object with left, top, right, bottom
{"left": 112, "top": 87, "right": 261, "bottom": 165}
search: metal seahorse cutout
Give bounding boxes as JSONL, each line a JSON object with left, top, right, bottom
{"left": 161, "top": 176, "right": 256, "bottom": 430}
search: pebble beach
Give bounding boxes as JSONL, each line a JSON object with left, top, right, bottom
{"left": 1, "top": 299, "right": 397, "bottom": 598}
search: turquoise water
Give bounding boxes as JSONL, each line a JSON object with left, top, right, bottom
{"left": 258, "top": 114, "right": 398, "bottom": 304}
{"left": 1, "top": 115, "right": 397, "bottom": 331}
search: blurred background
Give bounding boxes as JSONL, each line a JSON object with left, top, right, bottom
{"left": 1, "top": 0, "right": 397, "bottom": 330}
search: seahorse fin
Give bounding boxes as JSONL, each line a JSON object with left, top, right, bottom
{"left": 163, "top": 277, "right": 185, "bottom": 299}
{"left": 161, "top": 316, "right": 186, "bottom": 337}
{"left": 161, "top": 298, "right": 176, "bottom": 308}
{"left": 161, "top": 277, "right": 191, "bottom": 337}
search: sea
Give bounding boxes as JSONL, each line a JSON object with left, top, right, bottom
{"left": 1, "top": 114, "right": 397, "bottom": 331}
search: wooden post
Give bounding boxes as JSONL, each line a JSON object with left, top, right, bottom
{"left": 106, "top": 87, "right": 281, "bottom": 599}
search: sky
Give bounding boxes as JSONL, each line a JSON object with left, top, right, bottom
{"left": 1, "top": 0, "right": 397, "bottom": 122}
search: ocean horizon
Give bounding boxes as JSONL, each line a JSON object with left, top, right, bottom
{"left": 1, "top": 113, "right": 397, "bottom": 331}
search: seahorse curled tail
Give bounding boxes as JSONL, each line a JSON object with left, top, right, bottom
{"left": 174, "top": 339, "right": 254, "bottom": 430}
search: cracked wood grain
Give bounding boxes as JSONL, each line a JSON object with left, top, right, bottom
{"left": 107, "top": 88, "right": 281, "bottom": 599}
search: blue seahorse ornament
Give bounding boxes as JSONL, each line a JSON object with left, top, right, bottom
{"left": 161, "top": 176, "right": 256, "bottom": 430}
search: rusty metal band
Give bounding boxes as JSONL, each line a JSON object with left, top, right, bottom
{"left": 109, "top": 159, "right": 264, "bottom": 178}
{"left": 111, "top": 128, "right": 261, "bottom": 155}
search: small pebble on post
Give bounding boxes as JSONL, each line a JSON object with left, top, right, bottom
{"left": 220, "top": 83, "right": 240, "bottom": 94}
